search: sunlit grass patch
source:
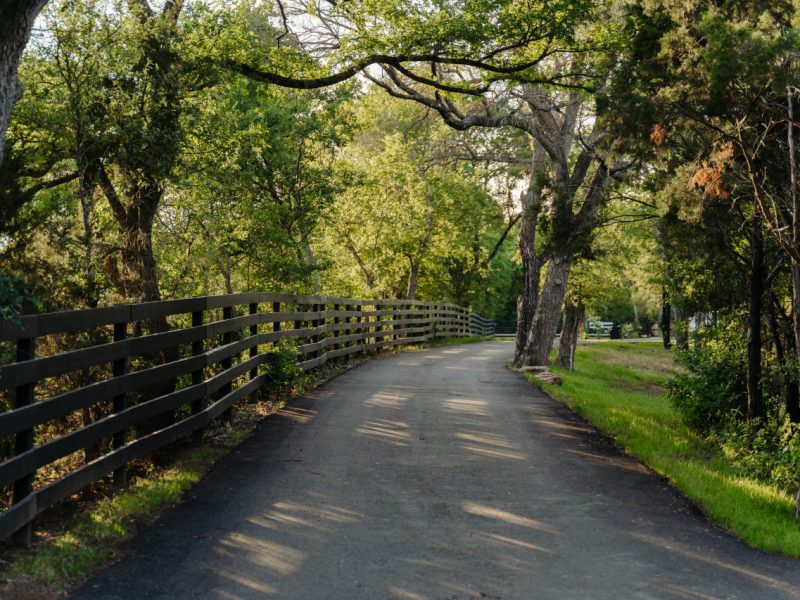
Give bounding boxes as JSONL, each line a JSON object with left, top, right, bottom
{"left": 527, "top": 341, "right": 800, "bottom": 557}
{"left": 10, "top": 450, "right": 225, "bottom": 586}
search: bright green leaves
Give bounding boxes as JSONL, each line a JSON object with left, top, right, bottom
{"left": 693, "top": 8, "right": 793, "bottom": 116}
{"left": 316, "top": 89, "right": 514, "bottom": 307}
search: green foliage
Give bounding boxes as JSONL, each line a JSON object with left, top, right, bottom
{"left": 715, "top": 419, "right": 800, "bottom": 494}
{"left": 10, "top": 460, "right": 216, "bottom": 584}
{"left": 0, "top": 272, "right": 39, "bottom": 320}
{"left": 265, "top": 340, "right": 305, "bottom": 394}
{"left": 317, "top": 90, "right": 518, "bottom": 315}
{"left": 668, "top": 341, "right": 747, "bottom": 434}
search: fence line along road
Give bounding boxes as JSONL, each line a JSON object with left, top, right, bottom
{"left": 0, "top": 293, "right": 495, "bottom": 544}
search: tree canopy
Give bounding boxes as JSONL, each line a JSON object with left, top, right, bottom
{"left": 2, "top": 0, "right": 800, "bottom": 511}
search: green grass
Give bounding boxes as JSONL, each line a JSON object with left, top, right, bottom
{"left": 527, "top": 341, "right": 800, "bottom": 557}
{"left": 10, "top": 446, "right": 227, "bottom": 586}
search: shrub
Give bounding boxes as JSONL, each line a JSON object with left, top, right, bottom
{"left": 716, "top": 418, "right": 800, "bottom": 493}
{"left": 265, "top": 339, "right": 304, "bottom": 394}
{"left": 667, "top": 342, "right": 747, "bottom": 433}
{"left": 0, "top": 272, "right": 40, "bottom": 365}
{"left": 621, "top": 322, "right": 639, "bottom": 339}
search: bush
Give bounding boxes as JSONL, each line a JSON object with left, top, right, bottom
{"left": 0, "top": 272, "right": 40, "bottom": 365}
{"left": 0, "top": 272, "right": 40, "bottom": 320}
{"left": 621, "top": 322, "right": 639, "bottom": 338}
{"left": 265, "top": 339, "right": 304, "bottom": 394}
{"left": 667, "top": 343, "right": 747, "bottom": 433}
{"left": 715, "top": 418, "right": 800, "bottom": 493}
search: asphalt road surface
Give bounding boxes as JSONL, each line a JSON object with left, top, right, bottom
{"left": 70, "top": 341, "right": 800, "bottom": 599}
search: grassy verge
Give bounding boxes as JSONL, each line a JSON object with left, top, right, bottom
{"left": 0, "top": 337, "right": 485, "bottom": 597}
{"left": 526, "top": 341, "right": 800, "bottom": 557}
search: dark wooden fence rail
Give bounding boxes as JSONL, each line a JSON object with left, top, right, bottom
{"left": 0, "top": 293, "right": 494, "bottom": 542}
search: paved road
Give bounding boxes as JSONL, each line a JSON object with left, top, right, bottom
{"left": 71, "top": 342, "right": 800, "bottom": 599}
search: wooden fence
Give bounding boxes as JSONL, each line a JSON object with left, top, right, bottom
{"left": 0, "top": 293, "right": 494, "bottom": 542}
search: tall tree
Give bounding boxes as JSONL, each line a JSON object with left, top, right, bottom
{"left": 0, "top": 0, "right": 47, "bottom": 166}
{"left": 221, "top": 0, "right": 626, "bottom": 366}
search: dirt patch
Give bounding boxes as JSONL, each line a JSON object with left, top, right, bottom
{"left": 614, "top": 379, "right": 666, "bottom": 395}
{"left": 0, "top": 573, "right": 63, "bottom": 600}
{"left": 590, "top": 343, "right": 680, "bottom": 378}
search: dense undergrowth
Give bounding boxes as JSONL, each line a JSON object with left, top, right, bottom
{"left": 667, "top": 332, "right": 800, "bottom": 496}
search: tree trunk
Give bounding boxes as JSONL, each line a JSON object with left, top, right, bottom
{"left": 520, "top": 254, "right": 573, "bottom": 366}
{"left": 514, "top": 149, "right": 545, "bottom": 366}
{"left": 405, "top": 192, "right": 435, "bottom": 301}
{"left": 120, "top": 201, "right": 162, "bottom": 304}
{"left": 298, "top": 228, "right": 321, "bottom": 293}
{"left": 345, "top": 239, "right": 375, "bottom": 291}
{"left": 0, "top": 0, "right": 47, "bottom": 166}
{"left": 406, "top": 258, "right": 420, "bottom": 300}
{"left": 221, "top": 254, "right": 233, "bottom": 295}
{"left": 556, "top": 298, "right": 584, "bottom": 370}
{"left": 77, "top": 166, "right": 99, "bottom": 308}
{"left": 674, "top": 305, "right": 688, "bottom": 350}
{"left": 661, "top": 283, "right": 672, "bottom": 349}
{"left": 768, "top": 293, "right": 800, "bottom": 423}
{"left": 746, "top": 208, "right": 764, "bottom": 422}
{"left": 788, "top": 83, "right": 800, "bottom": 520}
{"left": 792, "top": 262, "right": 800, "bottom": 369}
{"left": 514, "top": 225, "right": 541, "bottom": 365}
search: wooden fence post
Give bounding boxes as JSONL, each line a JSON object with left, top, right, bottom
{"left": 313, "top": 303, "right": 322, "bottom": 359}
{"left": 221, "top": 305, "right": 234, "bottom": 425}
{"left": 294, "top": 304, "right": 303, "bottom": 333}
{"left": 13, "top": 336, "right": 35, "bottom": 546}
{"left": 376, "top": 304, "right": 383, "bottom": 348}
{"left": 332, "top": 303, "right": 340, "bottom": 351}
{"left": 249, "top": 303, "right": 258, "bottom": 401}
{"left": 392, "top": 303, "right": 397, "bottom": 344}
{"left": 272, "top": 302, "right": 281, "bottom": 334}
{"left": 112, "top": 322, "right": 128, "bottom": 486}
{"left": 344, "top": 304, "right": 352, "bottom": 349}
{"left": 355, "top": 304, "right": 363, "bottom": 352}
{"left": 191, "top": 308, "right": 205, "bottom": 444}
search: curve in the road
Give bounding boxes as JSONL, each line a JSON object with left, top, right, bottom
{"left": 70, "top": 341, "right": 800, "bottom": 599}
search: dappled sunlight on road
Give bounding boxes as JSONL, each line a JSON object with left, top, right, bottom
{"left": 455, "top": 429, "right": 526, "bottom": 460}
{"left": 455, "top": 431, "right": 519, "bottom": 449}
{"left": 355, "top": 418, "right": 410, "bottom": 447}
{"left": 204, "top": 495, "right": 368, "bottom": 597}
{"left": 461, "top": 501, "right": 559, "bottom": 535}
{"left": 443, "top": 397, "right": 490, "bottom": 417}
{"left": 218, "top": 533, "right": 306, "bottom": 576}
{"left": 442, "top": 364, "right": 469, "bottom": 371}
{"left": 655, "top": 583, "right": 723, "bottom": 600}
{"left": 364, "top": 389, "right": 411, "bottom": 410}
{"left": 388, "top": 586, "right": 427, "bottom": 600}
{"left": 214, "top": 574, "right": 277, "bottom": 598}
{"left": 475, "top": 531, "right": 554, "bottom": 554}
{"left": 70, "top": 342, "right": 800, "bottom": 600}
{"left": 459, "top": 444, "right": 526, "bottom": 461}
{"left": 278, "top": 406, "right": 317, "bottom": 424}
